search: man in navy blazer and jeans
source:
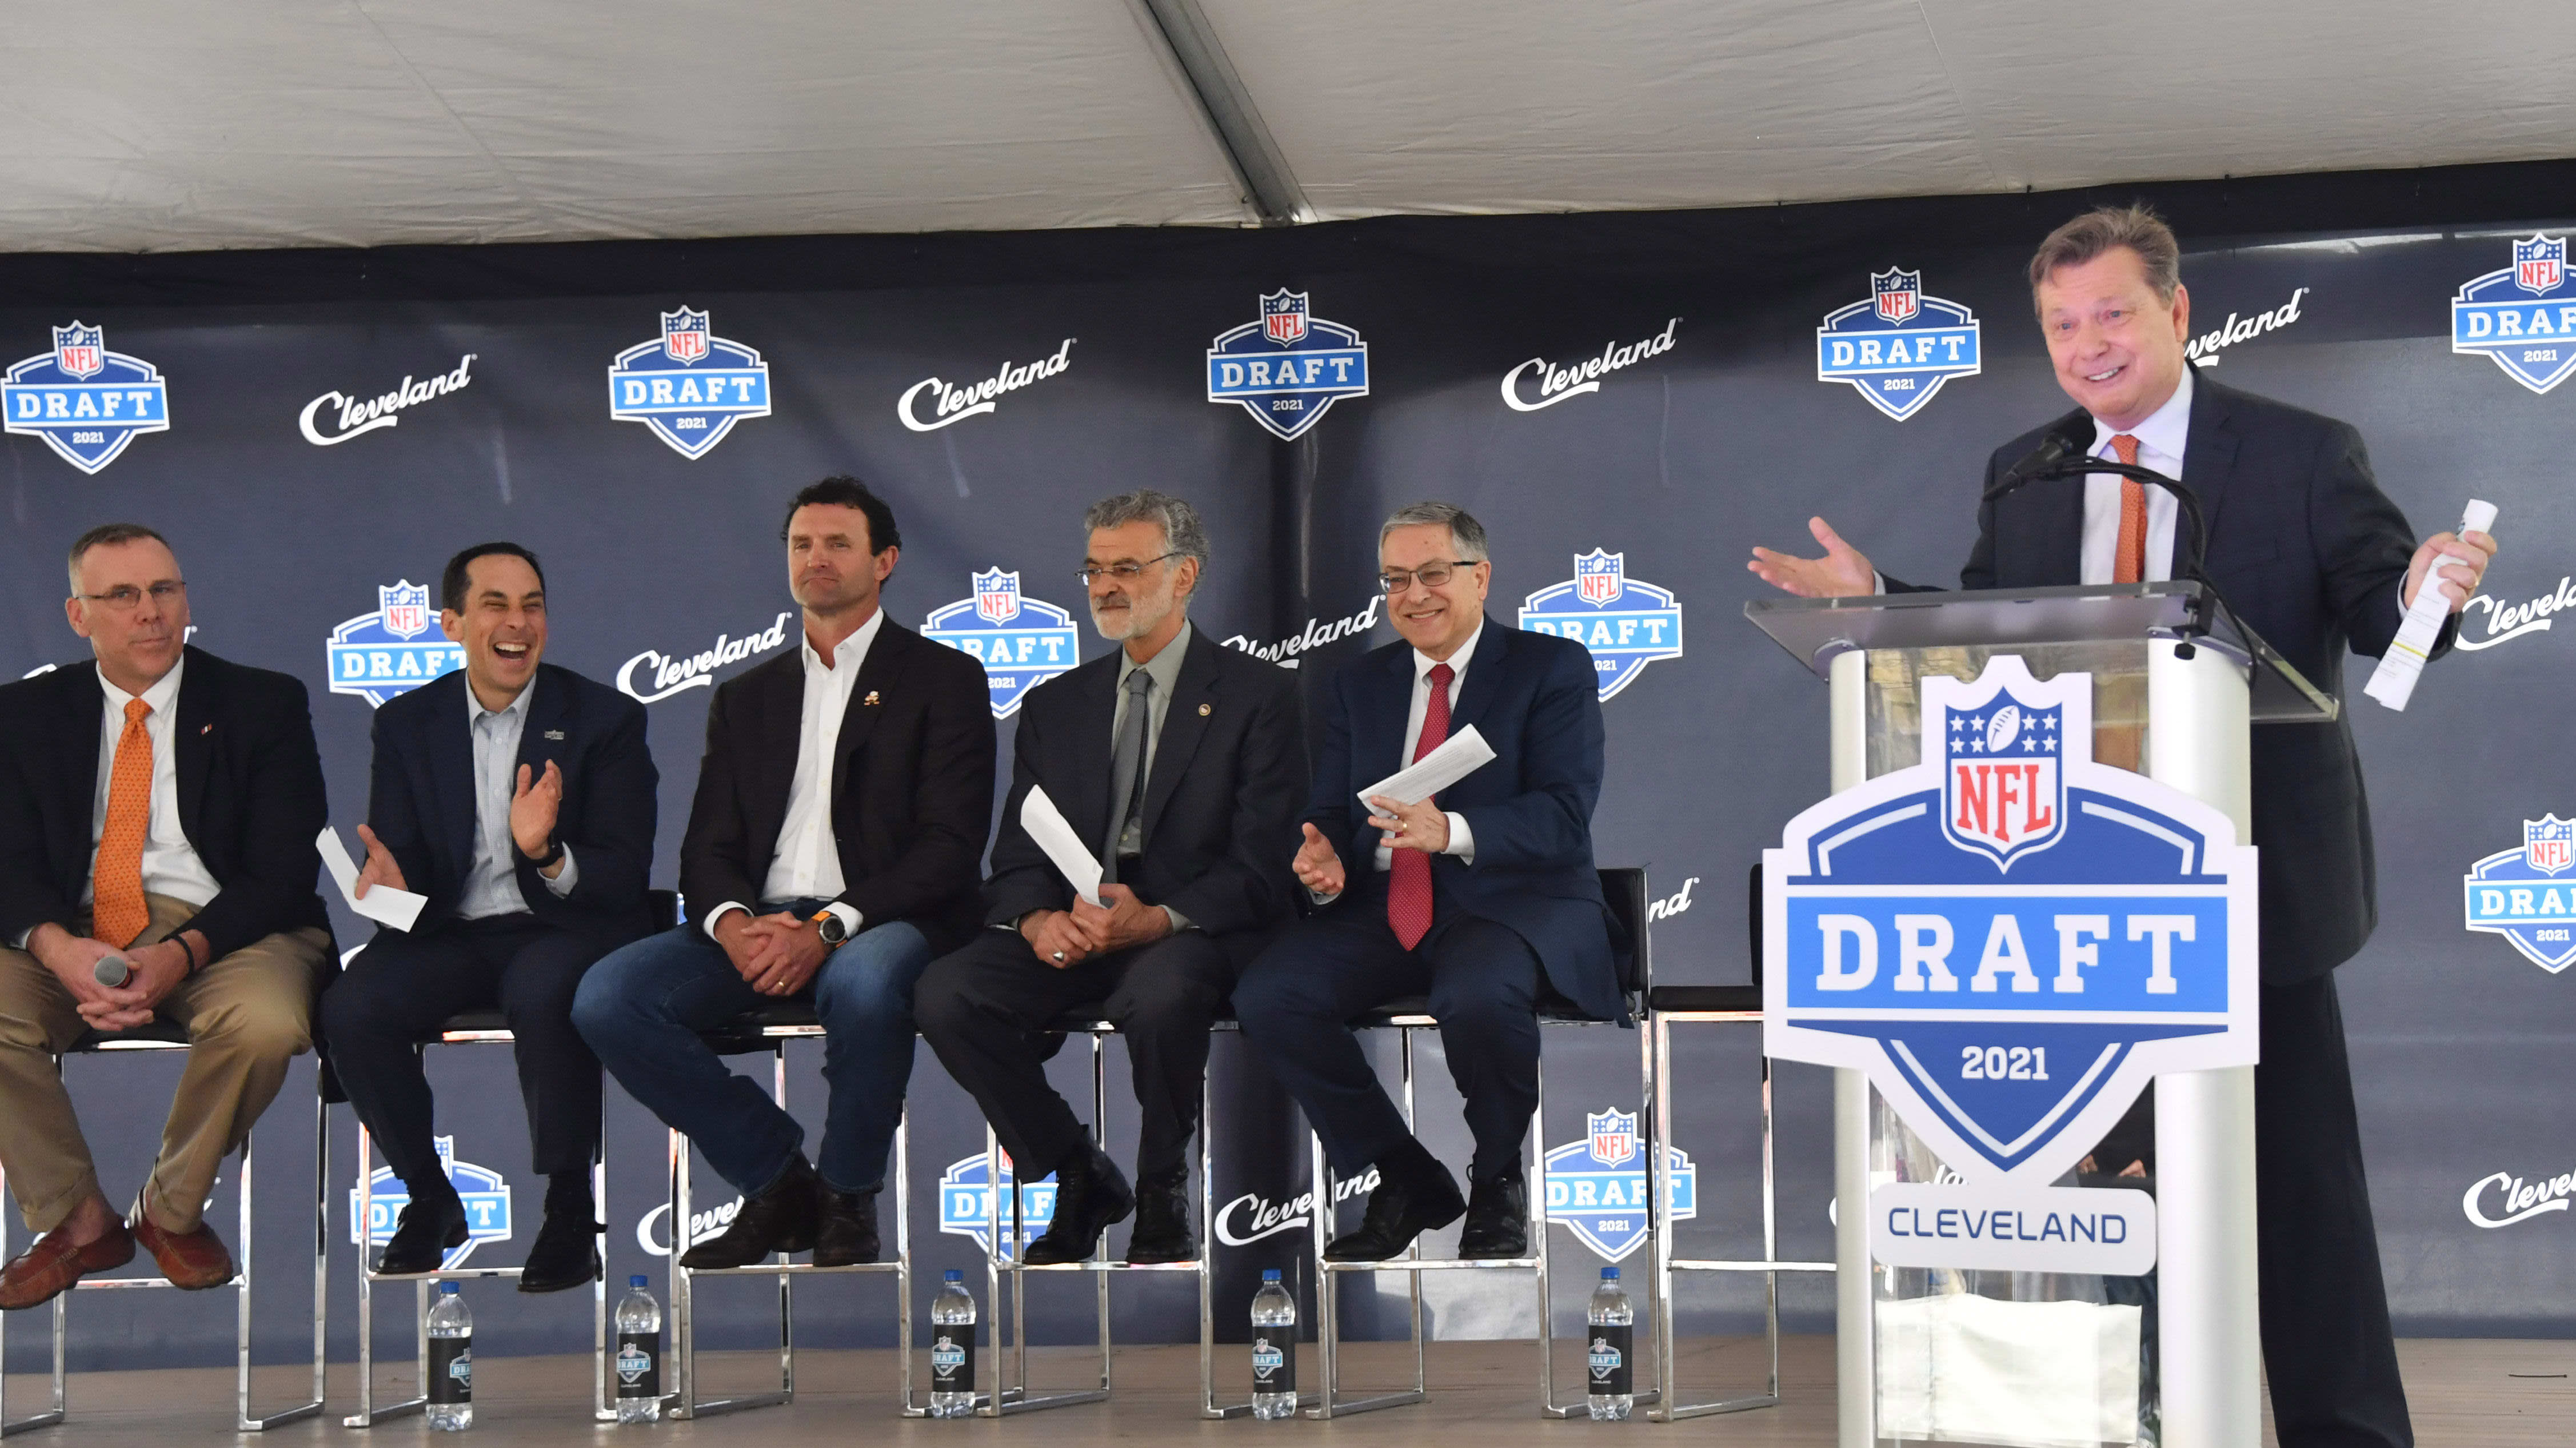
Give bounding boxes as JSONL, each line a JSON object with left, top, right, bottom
{"left": 1235, "top": 501, "right": 1618, "bottom": 1263}
{"left": 1751, "top": 206, "right": 2495, "bottom": 1448}
{"left": 322, "top": 542, "right": 658, "bottom": 1292}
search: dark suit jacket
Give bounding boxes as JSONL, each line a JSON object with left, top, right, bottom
{"left": 982, "top": 627, "right": 1307, "bottom": 963}
{"left": 679, "top": 619, "right": 995, "bottom": 955}
{"left": 364, "top": 664, "right": 658, "bottom": 946}
{"left": 1308, "top": 616, "right": 1620, "bottom": 1020}
{"left": 1888, "top": 370, "right": 2441, "bottom": 982}
{"left": 0, "top": 645, "right": 332, "bottom": 960}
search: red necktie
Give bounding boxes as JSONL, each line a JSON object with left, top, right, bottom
{"left": 2110, "top": 433, "right": 2147, "bottom": 585}
{"left": 1387, "top": 663, "right": 1452, "bottom": 950}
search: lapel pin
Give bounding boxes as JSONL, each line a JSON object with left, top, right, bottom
{"left": 863, "top": 691, "right": 882, "bottom": 707}
{"left": 1198, "top": 703, "right": 1212, "bottom": 717}
{"left": 199, "top": 724, "right": 211, "bottom": 735}
{"left": 544, "top": 729, "right": 565, "bottom": 741}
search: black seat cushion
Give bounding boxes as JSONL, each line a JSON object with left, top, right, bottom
{"left": 1647, "top": 984, "right": 1763, "bottom": 1014}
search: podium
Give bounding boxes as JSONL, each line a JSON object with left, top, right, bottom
{"left": 1744, "top": 583, "right": 2334, "bottom": 1448}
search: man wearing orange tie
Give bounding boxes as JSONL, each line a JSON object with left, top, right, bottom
{"left": 0, "top": 524, "right": 334, "bottom": 1309}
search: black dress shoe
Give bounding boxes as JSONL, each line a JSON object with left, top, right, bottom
{"left": 1324, "top": 1155, "right": 1465, "bottom": 1262}
{"left": 1023, "top": 1148, "right": 1133, "bottom": 1266}
{"left": 814, "top": 1187, "right": 881, "bottom": 1267}
{"left": 374, "top": 1194, "right": 468, "bottom": 1276}
{"left": 1455, "top": 1171, "right": 1530, "bottom": 1259}
{"left": 681, "top": 1154, "right": 820, "bottom": 1270}
{"left": 1124, "top": 1174, "right": 1195, "bottom": 1264}
{"left": 518, "top": 1207, "right": 602, "bottom": 1293}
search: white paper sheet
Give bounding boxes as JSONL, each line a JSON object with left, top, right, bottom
{"left": 1019, "top": 785, "right": 1104, "bottom": 907}
{"left": 1356, "top": 724, "right": 1495, "bottom": 813}
{"left": 315, "top": 827, "right": 428, "bottom": 931}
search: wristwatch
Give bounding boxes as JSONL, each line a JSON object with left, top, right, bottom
{"left": 525, "top": 837, "right": 565, "bottom": 870}
{"left": 813, "top": 908, "right": 849, "bottom": 948}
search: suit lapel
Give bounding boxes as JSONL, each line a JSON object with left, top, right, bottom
{"left": 515, "top": 665, "right": 572, "bottom": 778}
{"left": 58, "top": 665, "right": 105, "bottom": 853}
{"left": 172, "top": 649, "right": 217, "bottom": 848}
{"left": 1138, "top": 632, "right": 1218, "bottom": 841}
{"left": 1064, "top": 653, "right": 1119, "bottom": 842}
{"left": 828, "top": 621, "right": 902, "bottom": 797}
{"left": 1444, "top": 616, "right": 1509, "bottom": 740}
{"left": 428, "top": 672, "right": 480, "bottom": 879}
{"left": 2179, "top": 369, "right": 2238, "bottom": 557}
{"left": 1361, "top": 643, "right": 1415, "bottom": 787}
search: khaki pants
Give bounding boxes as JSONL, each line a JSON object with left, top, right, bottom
{"left": 0, "top": 893, "right": 329, "bottom": 1234}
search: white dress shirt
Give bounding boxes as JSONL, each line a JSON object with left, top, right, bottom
{"left": 457, "top": 676, "right": 578, "bottom": 920}
{"left": 2078, "top": 366, "right": 2191, "bottom": 584}
{"left": 86, "top": 656, "right": 220, "bottom": 911}
{"left": 1311, "top": 623, "right": 1482, "bottom": 903}
{"left": 705, "top": 608, "right": 882, "bottom": 942}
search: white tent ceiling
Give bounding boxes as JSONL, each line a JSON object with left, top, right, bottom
{"left": 2, "top": 1, "right": 2571, "bottom": 254}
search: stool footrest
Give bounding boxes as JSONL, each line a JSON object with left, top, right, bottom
{"left": 1320, "top": 1255, "right": 1537, "bottom": 1271}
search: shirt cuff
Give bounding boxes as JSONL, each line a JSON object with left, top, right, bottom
{"left": 823, "top": 902, "right": 863, "bottom": 939}
{"left": 1443, "top": 812, "right": 1475, "bottom": 864}
{"left": 1872, "top": 571, "right": 1888, "bottom": 596}
{"left": 1161, "top": 905, "right": 1194, "bottom": 934}
{"left": 540, "top": 844, "right": 580, "bottom": 897}
{"left": 702, "top": 901, "right": 750, "bottom": 942}
{"left": 1305, "top": 884, "right": 1342, "bottom": 906}
{"left": 9, "top": 927, "right": 30, "bottom": 952}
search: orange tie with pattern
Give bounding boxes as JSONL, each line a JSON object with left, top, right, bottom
{"left": 93, "top": 697, "right": 154, "bottom": 948}
{"left": 1386, "top": 663, "right": 1452, "bottom": 951}
{"left": 2110, "top": 433, "right": 2147, "bottom": 585}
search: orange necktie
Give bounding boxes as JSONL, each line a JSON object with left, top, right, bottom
{"left": 93, "top": 697, "right": 153, "bottom": 948}
{"left": 2110, "top": 433, "right": 2147, "bottom": 585}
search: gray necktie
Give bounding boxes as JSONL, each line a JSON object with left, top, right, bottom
{"left": 1101, "top": 669, "right": 1153, "bottom": 884}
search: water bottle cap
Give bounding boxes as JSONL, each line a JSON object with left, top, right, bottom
{"left": 630, "top": 1275, "right": 648, "bottom": 1287}
{"left": 441, "top": 1282, "right": 461, "bottom": 1294}
{"left": 1262, "top": 1268, "right": 1281, "bottom": 1282}
{"left": 1601, "top": 1267, "right": 1619, "bottom": 1280}
{"left": 944, "top": 1269, "right": 964, "bottom": 1282}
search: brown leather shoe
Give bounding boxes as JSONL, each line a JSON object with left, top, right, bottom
{"left": 0, "top": 1220, "right": 135, "bottom": 1310}
{"left": 130, "top": 1214, "right": 235, "bottom": 1290}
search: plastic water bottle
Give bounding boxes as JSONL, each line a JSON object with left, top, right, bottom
{"left": 929, "top": 1270, "right": 977, "bottom": 1418}
{"left": 1250, "top": 1268, "right": 1297, "bottom": 1419}
{"left": 426, "top": 1283, "right": 473, "bottom": 1430}
{"left": 1586, "top": 1267, "right": 1634, "bottom": 1421}
{"left": 614, "top": 1276, "right": 662, "bottom": 1423}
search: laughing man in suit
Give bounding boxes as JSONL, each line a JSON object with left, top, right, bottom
{"left": 574, "top": 478, "right": 994, "bottom": 1271}
{"left": 915, "top": 490, "right": 1305, "bottom": 1266}
{"left": 1233, "top": 502, "right": 1619, "bottom": 1263}
{"left": 321, "top": 542, "right": 658, "bottom": 1291}
{"left": 1748, "top": 206, "right": 2494, "bottom": 1448}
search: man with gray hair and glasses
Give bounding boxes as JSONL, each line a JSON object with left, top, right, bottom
{"left": 1233, "top": 501, "right": 1619, "bottom": 1263}
{"left": 917, "top": 490, "right": 1305, "bottom": 1265}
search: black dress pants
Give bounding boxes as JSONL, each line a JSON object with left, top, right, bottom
{"left": 915, "top": 928, "right": 1238, "bottom": 1183}
{"left": 1232, "top": 889, "right": 1543, "bottom": 1184}
{"left": 2257, "top": 971, "right": 2411, "bottom": 1448}
{"left": 321, "top": 915, "right": 610, "bottom": 1193}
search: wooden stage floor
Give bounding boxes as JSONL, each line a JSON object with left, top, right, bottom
{"left": 6, "top": 1336, "right": 2571, "bottom": 1445}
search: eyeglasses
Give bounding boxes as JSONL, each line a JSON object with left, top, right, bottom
{"left": 1076, "top": 553, "right": 1181, "bottom": 585}
{"left": 1378, "top": 560, "right": 1475, "bottom": 594}
{"left": 74, "top": 581, "right": 185, "bottom": 612}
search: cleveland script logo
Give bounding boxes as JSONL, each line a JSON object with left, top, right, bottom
{"left": 1815, "top": 269, "right": 1980, "bottom": 421}
{"left": 607, "top": 307, "right": 772, "bottom": 458}
{"left": 2, "top": 322, "right": 170, "bottom": 473}
{"left": 1206, "top": 290, "right": 1368, "bottom": 441}
{"left": 1764, "top": 655, "right": 2257, "bottom": 1182}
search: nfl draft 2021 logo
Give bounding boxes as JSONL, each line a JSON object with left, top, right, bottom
{"left": 1815, "top": 269, "right": 1981, "bottom": 421}
{"left": 2, "top": 322, "right": 170, "bottom": 473}
{"left": 1516, "top": 550, "right": 1684, "bottom": 701}
{"left": 1206, "top": 290, "right": 1369, "bottom": 441}
{"left": 327, "top": 582, "right": 465, "bottom": 708}
{"left": 921, "top": 569, "right": 1081, "bottom": 719}
{"left": 937, "top": 1148, "right": 1058, "bottom": 1259}
{"left": 607, "top": 307, "right": 772, "bottom": 458}
{"left": 349, "top": 1138, "right": 512, "bottom": 1270}
{"left": 1540, "top": 1109, "right": 1697, "bottom": 1261}
{"left": 2463, "top": 815, "right": 2576, "bottom": 972}
{"left": 2452, "top": 234, "right": 2576, "bottom": 394}
{"left": 1763, "top": 655, "right": 2258, "bottom": 1186}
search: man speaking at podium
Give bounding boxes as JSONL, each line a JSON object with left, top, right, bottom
{"left": 1750, "top": 206, "right": 2493, "bottom": 1448}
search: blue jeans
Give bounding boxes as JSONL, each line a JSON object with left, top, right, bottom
{"left": 572, "top": 903, "right": 932, "bottom": 1197}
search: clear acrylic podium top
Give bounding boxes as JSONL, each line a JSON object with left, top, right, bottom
{"left": 1743, "top": 581, "right": 2336, "bottom": 725}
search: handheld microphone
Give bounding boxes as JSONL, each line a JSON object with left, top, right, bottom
{"left": 93, "top": 954, "right": 131, "bottom": 988}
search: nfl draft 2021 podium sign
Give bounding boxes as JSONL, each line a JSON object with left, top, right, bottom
{"left": 1764, "top": 656, "right": 2258, "bottom": 1273}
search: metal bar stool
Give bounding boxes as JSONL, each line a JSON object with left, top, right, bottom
{"left": 662, "top": 1003, "right": 914, "bottom": 1420}
{"left": 1643, "top": 864, "right": 1832, "bottom": 1422}
{"left": 340, "top": 1014, "right": 612, "bottom": 1426}
{"left": 973, "top": 1012, "right": 1248, "bottom": 1419}
{"left": 0, "top": 1020, "right": 329, "bottom": 1435}
{"left": 1305, "top": 866, "right": 1662, "bottom": 1421}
